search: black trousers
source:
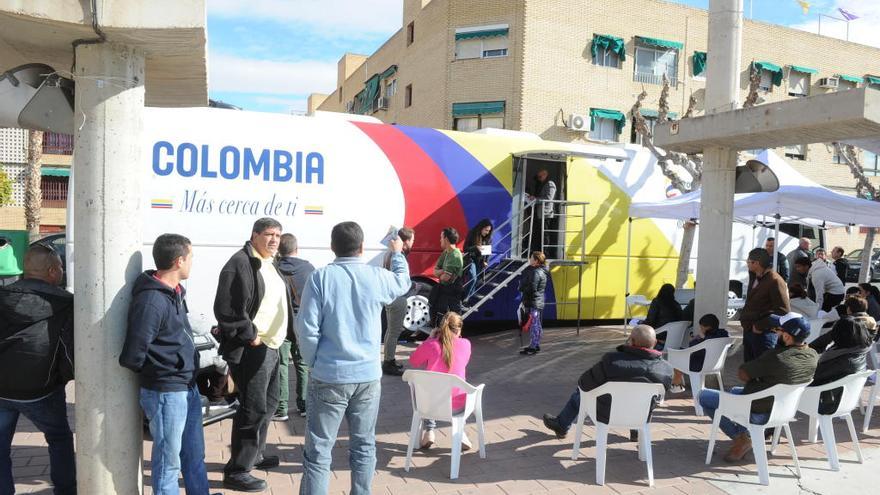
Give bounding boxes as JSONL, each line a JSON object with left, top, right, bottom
{"left": 822, "top": 292, "right": 844, "bottom": 313}
{"left": 225, "top": 345, "right": 280, "bottom": 474}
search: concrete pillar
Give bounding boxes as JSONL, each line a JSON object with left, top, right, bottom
{"left": 73, "top": 42, "right": 145, "bottom": 494}
{"left": 695, "top": 0, "right": 743, "bottom": 325}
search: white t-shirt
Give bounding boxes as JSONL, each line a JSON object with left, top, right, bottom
{"left": 250, "top": 247, "right": 288, "bottom": 349}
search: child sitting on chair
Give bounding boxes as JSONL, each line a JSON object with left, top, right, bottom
{"left": 408, "top": 312, "right": 473, "bottom": 450}
{"left": 670, "top": 314, "right": 729, "bottom": 394}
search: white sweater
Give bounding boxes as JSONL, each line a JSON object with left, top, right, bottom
{"left": 808, "top": 259, "right": 845, "bottom": 309}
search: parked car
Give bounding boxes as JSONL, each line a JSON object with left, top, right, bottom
{"left": 845, "top": 248, "right": 880, "bottom": 282}
{"left": 31, "top": 232, "right": 67, "bottom": 286}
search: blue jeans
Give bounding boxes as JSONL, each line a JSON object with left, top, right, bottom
{"left": 301, "top": 379, "right": 381, "bottom": 495}
{"left": 699, "top": 388, "right": 770, "bottom": 439}
{"left": 140, "top": 385, "right": 210, "bottom": 495}
{"left": 556, "top": 388, "right": 581, "bottom": 432}
{"left": 0, "top": 388, "right": 76, "bottom": 495}
{"left": 465, "top": 263, "right": 478, "bottom": 299}
{"left": 743, "top": 330, "right": 778, "bottom": 362}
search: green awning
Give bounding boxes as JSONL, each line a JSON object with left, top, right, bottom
{"left": 452, "top": 101, "right": 505, "bottom": 116}
{"left": 591, "top": 34, "right": 626, "bottom": 62}
{"left": 639, "top": 109, "right": 678, "bottom": 119}
{"left": 692, "top": 51, "right": 706, "bottom": 77}
{"left": 789, "top": 65, "right": 818, "bottom": 75}
{"left": 754, "top": 61, "right": 783, "bottom": 86}
{"left": 357, "top": 74, "right": 381, "bottom": 114}
{"left": 837, "top": 74, "right": 864, "bottom": 84}
{"left": 380, "top": 65, "right": 398, "bottom": 80}
{"left": 455, "top": 28, "right": 509, "bottom": 40}
{"left": 590, "top": 108, "right": 626, "bottom": 133}
{"left": 636, "top": 36, "right": 683, "bottom": 50}
{"left": 41, "top": 167, "right": 70, "bottom": 177}
{"left": 866, "top": 75, "right": 880, "bottom": 86}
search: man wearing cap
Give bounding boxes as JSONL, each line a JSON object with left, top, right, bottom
{"left": 698, "top": 312, "right": 818, "bottom": 462}
{"left": 740, "top": 248, "right": 790, "bottom": 361}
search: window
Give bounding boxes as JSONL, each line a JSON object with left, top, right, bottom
{"left": 634, "top": 46, "right": 678, "bottom": 85}
{"left": 759, "top": 70, "right": 773, "bottom": 92}
{"left": 338, "top": 88, "right": 343, "bottom": 102}
{"left": 454, "top": 26, "right": 509, "bottom": 60}
{"left": 594, "top": 48, "right": 620, "bottom": 68}
{"left": 385, "top": 79, "right": 397, "bottom": 98}
{"left": 788, "top": 72, "right": 810, "bottom": 97}
{"left": 404, "top": 84, "right": 413, "bottom": 107}
{"left": 452, "top": 101, "right": 505, "bottom": 131}
{"left": 407, "top": 22, "right": 415, "bottom": 46}
{"left": 784, "top": 144, "right": 807, "bottom": 160}
{"left": 832, "top": 147, "right": 844, "bottom": 164}
{"left": 865, "top": 151, "right": 880, "bottom": 176}
{"left": 590, "top": 118, "right": 618, "bottom": 141}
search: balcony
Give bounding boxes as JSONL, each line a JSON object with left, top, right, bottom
{"left": 633, "top": 71, "right": 677, "bottom": 86}
{"left": 42, "top": 132, "right": 74, "bottom": 155}
{"left": 41, "top": 177, "right": 69, "bottom": 208}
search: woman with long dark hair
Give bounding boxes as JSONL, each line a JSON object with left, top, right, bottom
{"left": 858, "top": 282, "right": 880, "bottom": 321}
{"left": 643, "top": 283, "right": 683, "bottom": 348}
{"left": 463, "top": 219, "right": 493, "bottom": 299}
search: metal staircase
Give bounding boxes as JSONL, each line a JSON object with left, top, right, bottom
{"left": 461, "top": 198, "right": 590, "bottom": 324}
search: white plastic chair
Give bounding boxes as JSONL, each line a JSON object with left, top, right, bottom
{"left": 862, "top": 342, "right": 880, "bottom": 432}
{"left": 655, "top": 321, "right": 690, "bottom": 352}
{"left": 666, "top": 337, "right": 735, "bottom": 415}
{"left": 790, "top": 370, "right": 873, "bottom": 471}
{"left": 624, "top": 294, "right": 651, "bottom": 333}
{"left": 572, "top": 382, "right": 666, "bottom": 487}
{"left": 705, "top": 383, "right": 807, "bottom": 486}
{"left": 402, "top": 370, "right": 486, "bottom": 479}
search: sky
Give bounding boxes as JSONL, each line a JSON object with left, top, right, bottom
{"left": 206, "top": 0, "right": 880, "bottom": 114}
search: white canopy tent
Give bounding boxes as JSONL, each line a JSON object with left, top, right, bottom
{"left": 624, "top": 150, "right": 880, "bottom": 305}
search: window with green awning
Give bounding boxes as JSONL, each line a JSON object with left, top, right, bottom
{"left": 591, "top": 34, "right": 626, "bottom": 62}
{"left": 639, "top": 109, "right": 678, "bottom": 119}
{"left": 635, "top": 36, "right": 683, "bottom": 50}
{"left": 753, "top": 61, "right": 783, "bottom": 86}
{"left": 836, "top": 74, "right": 863, "bottom": 84}
{"left": 41, "top": 167, "right": 70, "bottom": 177}
{"left": 789, "top": 65, "right": 818, "bottom": 75}
{"left": 455, "top": 28, "right": 508, "bottom": 40}
{"left": 866, "top": 75, "right": 880, "bottom": 87}
{"left": 452, "top": 101, "right": 505, "bottom": 116}
{"left": 692, "top": 51, "right": 706, "bottom": 77}
{"left": 589, "top": 108, "right": 626, "bottom": 133}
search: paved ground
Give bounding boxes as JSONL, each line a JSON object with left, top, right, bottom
{"left": 10, "top": 323, "right": 880, "bottom": 494}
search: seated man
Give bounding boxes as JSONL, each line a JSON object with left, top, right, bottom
{"left": 699, "top": 312, "right": 818, "bottom": 462}
{"left": 541, "top": 325, "right": 672, "bottom": 439}
{"left": 670, "top": 313, "right": 730, "bottom": 394}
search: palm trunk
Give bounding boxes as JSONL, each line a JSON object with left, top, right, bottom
{"left": 859, "top": 228, "right": 875, "bottom": 283}
{"left": 25, "top": 130, "right": 44, "bottom": 242}
{"left": 675, "top": 221, "right": 697, "bottom": 288}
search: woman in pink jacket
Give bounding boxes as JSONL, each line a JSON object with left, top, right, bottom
{"left": 408, "top": 311, "right": 472, "bottom": 450}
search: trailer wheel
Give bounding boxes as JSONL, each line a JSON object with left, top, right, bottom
{"left": 404, "top": 295, "right": 431, "bottom": 332}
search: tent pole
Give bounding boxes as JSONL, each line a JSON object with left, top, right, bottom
{"left": 624, "top": 217, "right": 633, "bottom": 334}
{"left": 773, "top": 214, "right": 781, "bottom": 273}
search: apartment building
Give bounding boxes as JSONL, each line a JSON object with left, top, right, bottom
{"left": 0, "top": 128, "right": 71, "bottom": 233}
{"left": 309, "top": 0, "right": 880, "bottom": 251}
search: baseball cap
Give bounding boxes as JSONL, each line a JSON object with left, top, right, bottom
{"left": 769, "top": 312, "right": 811, "bottom": 340}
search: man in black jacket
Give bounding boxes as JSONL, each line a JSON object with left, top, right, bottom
{"left": 120, "top": 234, "right": 217, "bottom": 495}
{"left": 541, "top": 325, "right": 672, "bottom": 438}
{"left": 0, "top": 244, "right": 75, "bottom": 495}
{"left": 214, "top": 218, "right": 295, "bottom": 492}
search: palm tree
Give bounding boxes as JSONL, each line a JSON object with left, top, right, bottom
{"left": 25, "top": 130, "right": 43, "bottom": 242}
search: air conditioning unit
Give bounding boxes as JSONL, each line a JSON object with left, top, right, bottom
{"left": 567, "top": 113, "right": 589, "bottom": 131}
{"left": 818, "top": 76, "right": 839, "bottom": 89}
{"left": 373, "top": 97, "right": 390, "bottom": 111}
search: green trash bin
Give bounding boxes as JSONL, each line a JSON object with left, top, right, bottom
{"left": 0, "top": 230, "right": 27, "bottom": 279}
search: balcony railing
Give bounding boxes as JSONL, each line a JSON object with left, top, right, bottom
{"left": 42, "top": 132, "right": 74, "bottom": 155}
{"left": 633, "top": 71, "right": 677, "bottom": 86}
{"left": 41, "top": 177, "right": 69, "bottom": 208}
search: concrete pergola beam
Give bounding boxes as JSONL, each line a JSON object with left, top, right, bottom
{"left": 0, "top": 0, "right": 207, "bottom": 107}
{"left": 654, "top": 87, "right": 880, "bottom": 153}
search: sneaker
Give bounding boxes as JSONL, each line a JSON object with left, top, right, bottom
{"left": 420, "top": 429, "right": 435, "bottom": 450}
{"left": 542, "top": 413, "right": 568, "bottom": 439}
{"left": 669, "top": 384, "right": 686, "bottom": 394}
{"left": 519, "top": 347, "right": 538, "bottom": 355}
{"left": 271, "top": 412, "right": 288, "bottom": 422}
{"left": 223, "top": 472, "right": 267, "bottom": 492}
{"left": 254, "top": 455, "right": 280, "bottom": 470}
{"left": 461, "top": 432, "right": 473, "bottom": 452}
{"left": 382, "top": 360, "right": 404, "bottom": 376}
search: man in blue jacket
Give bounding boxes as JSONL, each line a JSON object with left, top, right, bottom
{"left": 120, "top": 234, "right": 216, "bottom": 495}
{"left": 296, "top": 221, "right": 411, "bottom": 494}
